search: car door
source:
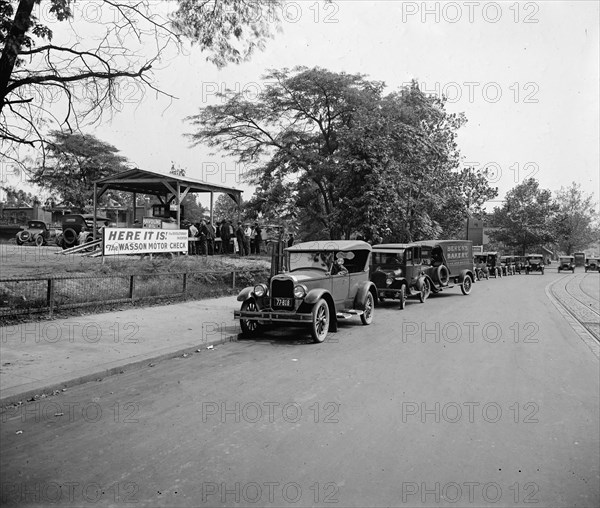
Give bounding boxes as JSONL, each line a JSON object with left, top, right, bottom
{"left": 330, "top": 253, "right": 350, "bottom": 307}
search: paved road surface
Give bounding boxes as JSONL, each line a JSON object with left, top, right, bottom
{"left": 1, "top": 271, "right": 598, "bottom": 507}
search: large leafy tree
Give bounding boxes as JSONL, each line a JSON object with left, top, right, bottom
{"left": 28, "top": 130, "right": 130, "bottom": 210}
{"left": 0, "top": 0, "right": 283, "bottom": 164}
{"left": 488, "top": 178, "right": 557, "bottom": 255}
{"left": 187, "top": 67, "right": 495, "bottom": 240}
{"left": 550, "top": 182, "right": 599, "bottom": 254}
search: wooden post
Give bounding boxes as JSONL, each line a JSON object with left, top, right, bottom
{"left": 47, "top": 278, "right": 55, "bottom": 317}
{"left": 132, "top": 192, "right": 137, "bottom": 226}
{"left": 182, "top": 273, "right": 187, "bottom": 294}
{"left": 92, "top": 182, "right": 97, "bottom": 240}
{"left": 232, "top": 269, "right": 236, "bottom": 289}
{"left": 129, "top": 275, "right": 135, "bottom": 302}
{"left": 176, "top": 181, "right": 181, "bottom": 228}
{"left": 209, "top": 191, "right": 214, "bottom": 225}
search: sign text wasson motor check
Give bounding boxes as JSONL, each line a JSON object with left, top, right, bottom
{"left": 103, "top": 228, "right": 188, "bottom": 255}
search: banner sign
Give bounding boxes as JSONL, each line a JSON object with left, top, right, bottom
{"left": 103, "top": 228, "right": 188, "bottom": 255}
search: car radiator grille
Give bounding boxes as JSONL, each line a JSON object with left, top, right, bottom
{"left": 271, "top": 279, "right": 295, "bottom": 310}
{"left": 372, "top": 271, "right": 388, "bottom": 288}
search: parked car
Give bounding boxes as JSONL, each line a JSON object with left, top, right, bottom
{"left": 557, "top": 255, "right": 575, "bottom": 273}
{"left": 514, "top": 256, "right": 527, "bottom": 274}
{"left": 500, "top": 255, "right": 516, "bottom": 276}
{"left": 370, "top": 243, "right": 412, "bottom": 308}
{"left": 418, "top": 240, "right": 475, "bottom": 297}
{"left": 484, "top": 252, "right": 503, "bottom": 278}
{"left": 234, "top": 240, "right": 377, "bottom": 343}
{"left": 59, "top": 214, "right": 110, "bottom": 249}
{"left": 15, "top": 220, "right": 54, "bottom": 246}
{"left": 585, "top": 256, "right": 599, "bottom": 272}
{"left": 525, "top": 254, "right": 545, "bottom": 274}
{"left": 473, "top": 253, "right": 489, "bottom": 280}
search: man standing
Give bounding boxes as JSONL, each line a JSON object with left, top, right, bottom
{"left": 188, "top": 222, "right": 198, "bottom": 255}
{"left": 206, "top": 221, "right": 216, "bottom": 255}
{"left": 244, "top": 223, "right": 252, "bottom": 256}
{"left": 220, "top": 220, "right": 231, "bottom": 254}
{"left": 254, "top": 222, "right": 263, "bottom": 255}
{"left": 198, "top": 220, "right": 210, "bottom": 256}
{"left": 235, "top": 222, "right": 245, "bottom": 256}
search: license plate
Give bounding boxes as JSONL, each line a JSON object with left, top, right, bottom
{"left": 274, "top": 297, "right": 293, "bottom": 307}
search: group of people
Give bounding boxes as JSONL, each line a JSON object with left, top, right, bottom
{"left": 186, "top": 219, "right": 266, "bottom": 256}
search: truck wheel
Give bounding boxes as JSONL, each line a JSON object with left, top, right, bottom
{"left": 418, "top": 279, "right": 430, "bottom": 303}
{"left": 239, "top": 299, "right": 261, "bottom": 336}
{"left": 398, "top": 285, "right": 406, "bottom": 310}
{"left": 311, "top": 299, "right": 330, "bottom": 343}
{"left": 360, "top": 292, "right": 374, "bottom": 325}
{"left": 461, "top": 274, "right": 472, "bottom": 295}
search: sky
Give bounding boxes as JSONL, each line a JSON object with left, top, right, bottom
{"left": 4, "top": 1, "right": 600, "bottom": 211}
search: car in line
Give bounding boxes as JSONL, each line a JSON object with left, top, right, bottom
{"left": 557, "top": 255, "right": 575, "bottom": 273}
{"left": 234, "top": 240, "right": 377, "bottom": 343}
{"left": 525, "top": 254, "right": 545, "bottom": 275}
{"left": 585, "top": 256, "right": 599, "bottom": 272}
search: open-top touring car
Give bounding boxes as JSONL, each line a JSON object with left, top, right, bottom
{"left": 234, "top": 240, "right": 377, "bottom": 343}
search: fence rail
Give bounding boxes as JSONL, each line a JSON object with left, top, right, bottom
{"left": 0, "top": 269, "right": 269, "bottom": 319}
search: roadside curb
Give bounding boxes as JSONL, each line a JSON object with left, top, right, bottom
{"left": 545, "top": 276, "right": 599, "bottom": 359}
{"left": 0, "top": 333, "right": 239, "bottom": 408}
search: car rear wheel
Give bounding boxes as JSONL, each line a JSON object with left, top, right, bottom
{"left": 461, "top": 274, "right": 472, "bottom": 295}
{"left": 418, "top": 279, "right": 430, "bottom": 303}
{"left": 360, "top": 292, "right": 374, "bottom": 325}
{"left": 239, "top": 299, "right": 261, "bottom": 336}
{"left": 398, "top": 285, "right": 406, "bottom": 310}
{"left": 311, "top": 299, "right": 330, "bottom": 343}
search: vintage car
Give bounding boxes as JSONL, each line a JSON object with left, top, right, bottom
{"left": 525, "top": 254, "right": 545, "bottom": 274}
{"left": 15, "top": 220, "right": 54, "bottom": 246}
{"left": 371, "top": 240, "right": 474, "bottom": 306}
{"left": 370, "top": 243, "right": 412, "bottom": 308}
{"left": 59, "top": 214, "right": 110, "bottom": 249}
{"left": 500, "top": 255, "right": 516, "bottom": 276}
{"left": 484, "top": 252, "right": 502, "bottom": 278}
{"left": 234, "top": 240, "right": 377, "bottom": 343}
{"left": 473, "top": 253, "right": 489, "bottom": 280}
{"left": 585, "top": 256, "right": 599, "bottom": 272}
{"left": 514, "top": 256, "right": 527, "bottom": 274}
{"left": 557, "top": 255, "right": 575, "bottom": 273}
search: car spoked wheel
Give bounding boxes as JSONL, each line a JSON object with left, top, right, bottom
{"left": 360, "top": 292, "right": 374, "bottom": 325}
{"left": 34, "top": 235, "right": 44, "bottom": 247}
{"left": 239, "top": 299, "right": 261, "bottom": 336}
{"left": 311, "top": 299, "right": 330, "bottom": 343}
{"left": 398, "top": 285, "right": 406, "bottom": 310}
{"left": 461, "top": 274, "right": 472, "bottom": 295}
{"left": 418, "top": 279, "right": 430, "bottom": 303}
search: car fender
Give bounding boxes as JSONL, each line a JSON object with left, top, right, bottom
{"left": 304, "top": 288, "right": 332, "bottom": 305}
{"left": 458, "top": 269, "right": 474, "bottom": 283}
{"left": 236, "top": 286, "right": 255, "bottom": 302}
{"left": 353, "top": 281, "right": 377, "bottom": 311}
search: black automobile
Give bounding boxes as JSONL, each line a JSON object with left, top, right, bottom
{"left": 59, "top": 214, "right": 110, "bottom": 249}
{"left": 525, "top": 254, "right": 545, "bottom": 275}
{"left": 557, "top": 255, "right": 575, "bottom": 273}
{"left": 585, "top": 257, "right": 599, "bottom": 272}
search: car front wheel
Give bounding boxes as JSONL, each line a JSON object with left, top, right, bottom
{"left": 398, "top": 285, "right": 406, "bottom": 310}
{"left": 461, "top": 274, "right": 472, "bottom": 295}
{"left": 360, "top": 292, "right": 374, "bottom": 325}
{"left": 418, "top": 279, "right": 430, "bottom": 303}
{"left": 239, "top": 299, "right": 261, "bottom": 336}
{"left": 311, "top": 299, "right": 330, "bottom": 343}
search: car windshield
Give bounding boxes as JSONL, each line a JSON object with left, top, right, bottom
{"left": 288, "top": 251, "right": 334, "bottom": 272}
{"left": 373, "top": 251, "right": 404, "bottom": 266}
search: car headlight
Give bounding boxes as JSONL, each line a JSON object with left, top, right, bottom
{"left": 386, "top": 277, "right": 393, "bottom": 286}
{"left": 253, "top": 284, "right": 267, "bottom": 297}
{"left": 294, "top": 284, "right": 307, "bottom": 299}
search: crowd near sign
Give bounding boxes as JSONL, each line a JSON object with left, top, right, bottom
{"left": 103, "top": 228, "right": 188, "bottom": 255}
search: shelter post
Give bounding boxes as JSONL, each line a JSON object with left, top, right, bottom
{"left": 176, "top": 181, "right": 181, "bottom": 228}
{"left": 132, "top": 192, "right": 137, "bottom": 226}
{"left": 93, "top": 182, "right": 97, "bottom": 240}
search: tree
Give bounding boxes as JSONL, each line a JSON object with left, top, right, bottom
{"left": 187, "top": 68, "right": 496, "bottom": 240}
{"left": 0, "top": 0, "right": 284, "bottom": 164}
{"left": 212, "top": 193, "right": 243, "bottom": 224}
{"left": 488, "top": 178, "right": 557, "bottom": 255}
{"left": 1, "top": 184, "right": 39, "bottom": 205}
{"left": 550, "top": 182, "right": 599, "bottom": 254}
{"left": 28, "top": 130, "right": 130, "bottom": 210}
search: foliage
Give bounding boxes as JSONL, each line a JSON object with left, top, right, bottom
{"left": 488, "top": 178, "right": 557, "bottom": 255}
{"left": 0, "top": 0, "right": 284, "bottom": 164}
{"left": 186, "top": 67, "right": 497, "bottom": 241}
{"left": 28, "top": 130, "right": 130, "bottom": 210}
{"left": 212, "top": 193, "right": 244, "bottom": 224}
{"left": 1, "top": 183, "right": 39, "bottom": 205}
{"left": 550, "top": 182, "right": 599, "bottom": 254}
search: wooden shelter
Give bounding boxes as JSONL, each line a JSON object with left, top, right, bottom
{"left": 92, "top": 168, "right": 242, "bottom": 238}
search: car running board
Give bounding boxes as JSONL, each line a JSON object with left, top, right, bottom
{"left": 337, "top": 310, "right": 364, "bottom": 319}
